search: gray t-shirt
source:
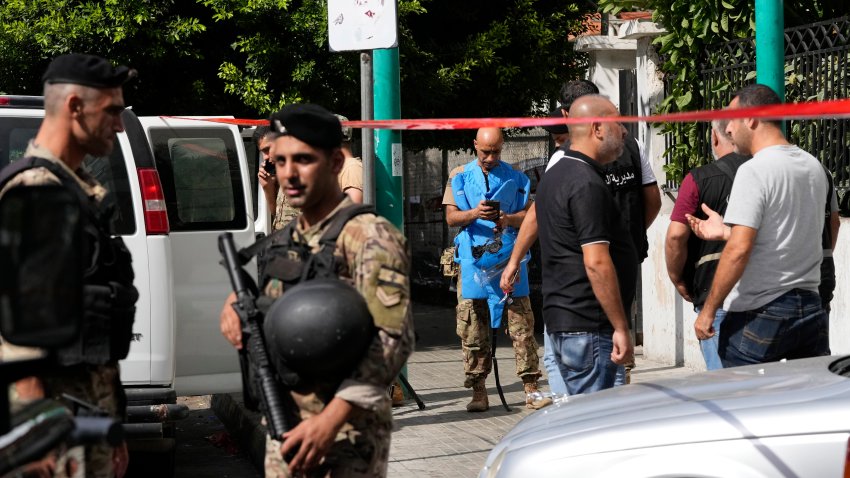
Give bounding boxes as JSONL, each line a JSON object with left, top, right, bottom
{"left": 723, "top": 144, "right": 828, "bottom": 311}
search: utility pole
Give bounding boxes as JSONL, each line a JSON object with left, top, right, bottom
{"left": 755, "top": 0, "right": 785, "bottom": 129}
{"left": 373, "top": 48, "right": 404, "bottom": 229}
{"left": 374, "top": 46, "right": 412, "bottom": 398}
{"left": 360, "top": 52, "right": 375, "bottom": 205}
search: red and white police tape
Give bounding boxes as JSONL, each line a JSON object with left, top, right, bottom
{"left": 163, "top": 97, "right": 850, "bottom": 130}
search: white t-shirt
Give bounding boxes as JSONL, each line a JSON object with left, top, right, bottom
{"left": 723, "top": 144, "right": 828, "bottom": 311}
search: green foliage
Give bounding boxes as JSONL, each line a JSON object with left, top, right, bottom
{"left": 598, "top": 0, "right": 844, "bottom": 182}
{"left": 205, "top": 0, "right": 590, "bottom": 150}
{"left": 0, "top": 0, "right": 250, "bottom": 116}
{"left": 0, "top": 0, "right": 590, "bottom": 149}
{"left": 399, "top": 0, "right": 589, "bottom": 150}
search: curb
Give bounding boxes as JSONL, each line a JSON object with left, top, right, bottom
{"left": 211, "top": 393, "right": 267, "bottom": 472}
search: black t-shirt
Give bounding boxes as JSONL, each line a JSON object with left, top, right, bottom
{"left": 536, "top": 149, "right": 637, "bottom": 333}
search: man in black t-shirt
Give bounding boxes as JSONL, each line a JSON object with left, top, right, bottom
{"left": 534, "top": 95, "right": 636, "bottom": 395}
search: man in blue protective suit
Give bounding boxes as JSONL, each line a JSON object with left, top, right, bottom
{"left": 442, "top": 127, "right": 548, "bottom": 412}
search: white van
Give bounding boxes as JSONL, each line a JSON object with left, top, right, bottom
{"left": 0, "top": 95, "right": 267, "bottom": 473}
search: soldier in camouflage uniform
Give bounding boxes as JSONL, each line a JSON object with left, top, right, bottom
{"left": 221, "top": 104, "right": 413, "bottom": 477}
{"left": 0, "top": 53, "right": 138, "bottom": 478}
{"left": 443, "top": 128, "right": 548, "bottom": 412}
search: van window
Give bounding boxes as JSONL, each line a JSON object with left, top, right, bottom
{"left": 0, "top": 118, "right": 41, "bottom": 167}
{"left": 83, "top": 148, "right": 136, "bottom": 235}
{"left": 149, "top": 127, "right": 247, "bottom": 231}
{"left": 0, "top": 117, "right": 135, "bottom": 235}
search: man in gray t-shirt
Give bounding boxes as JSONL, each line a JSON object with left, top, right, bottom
{"left": 687, "top": 84, "right": 831, "bottom": 367}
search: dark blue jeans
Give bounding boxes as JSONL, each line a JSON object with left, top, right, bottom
{"left": 549, "top": 331, "right": 618, "bottom": 395}
{"left": 719, "top": 289, "right": 829, "bottom": 367}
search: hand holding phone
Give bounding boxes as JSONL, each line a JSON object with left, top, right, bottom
{"left": 263, "top": 160, "right": 276, "bottom": 176}
{"left": 480, "top": 200, "right": 500, "bottom": 221}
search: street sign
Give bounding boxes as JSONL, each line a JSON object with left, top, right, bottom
{"left": 328, "top": 0, "right": 398, "bottom": 51}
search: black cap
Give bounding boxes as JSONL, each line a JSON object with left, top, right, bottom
{"left": 42, "top": 53, "right": 137, "bottom": 88}
{"left": 269, "top": 104, "right": 343, "bottom": 149}
{"left": 542, "top": 108, "right": 569, "bottom": 135}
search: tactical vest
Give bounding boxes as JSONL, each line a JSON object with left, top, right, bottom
{"left": 248, "top": 203, "right": 376, "bottom": 311}
{"left": 686, "top": 153, "right": 749, "bottom": 306}
{"left": 0, "top": 157, "right": 137, "bottom": 365}
{"left": 819, "top": 165, "right": 836, "bottom": 309}
{"left": 822, "top": 165, "right": 835, "bottom": 251}
{"left": 558, "top": 137, "right": 647, "bottom": 260}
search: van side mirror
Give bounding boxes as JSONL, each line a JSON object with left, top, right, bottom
{"left": 0, "top": 186, "right": 83, "bottom": 348}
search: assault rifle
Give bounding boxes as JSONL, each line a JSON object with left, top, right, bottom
{"left": 218, "top": 232, "right": 300, "bottom": 441}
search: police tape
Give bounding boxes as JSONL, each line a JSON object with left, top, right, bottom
{"left": 163, "top": 97, "right": 850, "bottom": 130}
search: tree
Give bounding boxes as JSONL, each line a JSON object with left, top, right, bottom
{"left": 1, "top": 0, "right": 591, "bottom": 150}
{"left": 201, "top": 0, "right": 591, "bottom": 150}
{"left": 0, "top": 0, "right": 252, "bottom": 116}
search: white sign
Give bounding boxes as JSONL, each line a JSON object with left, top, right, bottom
{"left": 391, "top": 142, "right": 402, "bottom": 177}
{"left": 328, "top": 0, "right": 398, "bottom": 51}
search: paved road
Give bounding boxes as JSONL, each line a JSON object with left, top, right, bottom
{"left": 173, "top": 395, "right": 259, "bottom": 478}
{"left": 126, "top": 395, "right": 258, "bottom": 478}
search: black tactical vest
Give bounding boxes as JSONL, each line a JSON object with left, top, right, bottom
{"left": 248, "top": 203, "right": 375, "bottom": 311}
{"left": 686, "top": 153, "right": 749, "bottom": 306}
{"left": 604, "top": 137, "right": 647, "bottom": 261}
{"left": 0, "top": 157, "right": 137, "bottom": 365}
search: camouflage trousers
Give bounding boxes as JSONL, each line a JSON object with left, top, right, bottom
{"left": 263, "top": 410, "right": 392, "bottom": 478}
{"left": 40, "top": 363, "right": 125, "bottom": 478}
{"left": 455, "top": 285, "right": 541, "bottom": 387}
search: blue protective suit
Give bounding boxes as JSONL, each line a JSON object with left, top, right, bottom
{"left": 452, "top": 160, "right": 531, "bottom": 327}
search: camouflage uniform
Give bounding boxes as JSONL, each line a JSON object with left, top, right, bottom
{"left": 261, "top": 196, "right": 414, "bottom": 478}
{"left": 0, "top": 142, "right": 125, "bottom": 478}
{"left": 272, "top": 188, "right": 300, "bottom": 231}
{"left": 455, "top": 274, "right": 540, "bottom": 387}
{"left": 443, "top": 165, "right": 542, "bottom": 388}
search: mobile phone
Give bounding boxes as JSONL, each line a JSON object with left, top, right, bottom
{"left": 263, "top": 160, "right": 275, "bottom": 175}
{"left": 483, "top": 200, "right": 500, "bottom": 210}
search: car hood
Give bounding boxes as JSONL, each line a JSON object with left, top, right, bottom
{"left": 497, "top": 356, "right": 850, "bottom": 458}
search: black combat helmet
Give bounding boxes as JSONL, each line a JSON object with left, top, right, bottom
{"left": 263, "top": 279, "right": 374, "bottom": 383}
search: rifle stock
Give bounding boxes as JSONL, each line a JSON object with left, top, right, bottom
{"left": 218, "top": 232, "right": 299, "bottom": 440}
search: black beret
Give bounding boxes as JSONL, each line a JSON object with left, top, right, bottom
{"left": 42, "top": 53, "right": 137, "bottom": 88}
{"left": 542, "top": 107, "right": 569, "bottom": 135}
{"left": 269, "top": 104, "right": 343, "bottom": 149}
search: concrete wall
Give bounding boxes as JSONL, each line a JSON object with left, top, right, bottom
{"left": 587, "top": 49, "right": 637, "bottom": 110}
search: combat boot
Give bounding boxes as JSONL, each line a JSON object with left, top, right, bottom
{"left": 391, "top": 378, "right": 405, "bottom": 407}
{"left": 523, "top": 378, "right": 553, "bottom": 410}
{"left": 466, "top": 379, "right": 489, "bottom": 412}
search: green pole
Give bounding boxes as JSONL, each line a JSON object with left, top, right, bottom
{"left": 373, "top": 47, "right": 404, "bottom": 229}
{"left": 374, "top": 47, "right": 411, "bottom": 398}
{"left": 755, "top": 0, "right": 785, "bottom": 129}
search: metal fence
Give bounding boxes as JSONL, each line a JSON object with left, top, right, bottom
{"left": 403, "top": 129, "right": 554, "bottom": 290}
{"left": 667, "top": 15, "right": 850, "bottom": 192}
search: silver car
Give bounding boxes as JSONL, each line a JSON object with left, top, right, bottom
{"left": 479, "top": 355, "right": 850, "bottom": 478}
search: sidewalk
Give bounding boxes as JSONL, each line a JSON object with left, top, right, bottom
{"left": 212, "top": 302, "right": 699, "bottom": 478}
